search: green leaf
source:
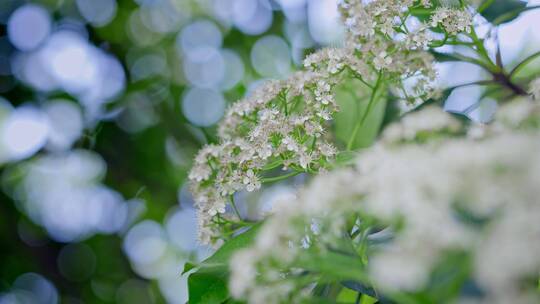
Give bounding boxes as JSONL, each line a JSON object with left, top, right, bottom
{"left": 187, "top": 223, "right": 262, "bottom": 304}
{"left": 336, "top": 287, "right": 358, "bottom": 303}
{"left": 201, "top": 223, "right": 262, "bottom": 269}
{"left": 360, "top": 295, "right": 378, "bottom": 304}
{"left": 334, "top": 78, "right": 387, "bottom": 150}
{"left": 182, "top": 262, "right": 197, "bottom": 275}
{"left": 223, "top": 298, "right": 246, "bottom": 304}
{"left": 479, "top": 0, "right": 527, "bottom": 25}
{"left": 430, "top": 51, "right": 461, "bottom": 63}
{"left": 188, "top": 272, "right": 229, "bottom": 304}
{"left": 296, "top": 250, "right": 368, "bottom": 282}
{"left": 332, "top": 151, "right": 358, "bottom": 168}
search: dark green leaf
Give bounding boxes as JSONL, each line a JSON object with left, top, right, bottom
{"left": 480, "top": 0, "right": 527, "bottom": 25}
{"left": 182, "top": 262, "right": 197, "bottom": 275}
{"left": 188, "top": 272, "right": 229, "bottom": 304}
{"left": 341, "top": 281, "right": 394, "bottom": 304}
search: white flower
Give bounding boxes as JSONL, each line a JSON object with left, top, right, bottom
{"left": 430, "top": 7, "right": 472, "bottom": 35}
{"left": 258, "top": 144, "right": 273, "bottom": 160}
{"left": 281, "top": 136, "right": 298, "bottom": 152}
{"left": 495, "top": 98, "right": 539, "bottom": 128}
{"left": 191, "top": 0, "right": 439, "bottom": 245}
{"left": 317, "top": 142, "right": 337, "bottom": 158}
{"left": 373, "top": 51, "right": 393, "bottom": 70}
{"left": 405, "top": 28, "right": 431, "bottom": 49}
{"left": 229, "top": 101, "right": 540, "bottom": 302}
{"left": 188, "top": 164, "right": 211, "bottom": 182}
{"left": 316, "top": 109, "right": 332, "bottom": 120}
{"left": 381, "top": 106, "right": 461, "bottom": 143}
{"left": 208, "top": 199, "right": 226, "bottom": 216}
{"left": 243, "top": 169, "right": 261, "bottom": 192}
{"left": 298, "top": 150, "right": 313, "bottom": 169}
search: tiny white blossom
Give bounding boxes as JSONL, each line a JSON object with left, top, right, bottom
{"left": 430, "top": 7, "right": 472, "bottom": 35}
{"left": 243, "top": 169, "right": 261, "bottom": 192}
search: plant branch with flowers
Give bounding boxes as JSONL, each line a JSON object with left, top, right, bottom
{"left": 185, "top": 1, "right": 540, "bottom": 303}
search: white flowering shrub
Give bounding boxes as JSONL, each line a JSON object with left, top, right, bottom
{"left": 185, "top": 1, "right": 540, "bottom": 303}
{"left": 229, "top": 100, "right": 540, "bottom": 304}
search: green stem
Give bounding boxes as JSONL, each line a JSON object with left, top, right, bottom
{"left": 429, "top": 32, "right": 448, "bottom": 48}
{"left": 446, "top": 79, "right": 495, "bottom": 91}
{"left": 229, "top": 195, "right": 242, "bottom": 220}
{"left": 509, "top": 50, "right": 540, "bottom": 79}
{"left": 261, "top": 170, "right": 301, "bottom": 184}
{"left": 279, "top": 91, "right": 288, "bottom": 115}
{"left": 439, "top": 52, "right": 494, "bottom": 73}
{"left": 469, "top": 27, "right": 500, "bottom": 73}
{"left": 262, "top": 159, "right": 283, "bottom": 171}
{"left": 346, "top": 73, "right": 383, "bottom": 151}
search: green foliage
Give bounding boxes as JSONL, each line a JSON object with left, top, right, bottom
{"left": 479, "top": 0, "right": 528, "bottom": 25}
{"left": 188, "top": 271, "right": 229, "bottom": 304}
{"left": 186, "top": 223, "right": 262, "bottom": 304}
{"left": 334, "top": 78, "right": 387, "bottom": 150}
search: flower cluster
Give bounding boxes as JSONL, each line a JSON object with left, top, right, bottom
{"left": 190, "top": 0, "right": 476, "bottom": 245}
{"left": 430, "top": 6, "right": 473, "bottom": 36}
{"left": 190, "top": 48, "right": 357, "bottom": 244}
{"left": 381, "top": 105, "right": 462, "bottom": 143}
{"left": 364, "top": 131, "right": 540, "bottom": 304}
{"left": 339, "top": 0, "right": 438, "bottom": 102}
{"left": 467, "top": 98, "right": 540, "bottom": 139}
{"left": 229, "top": 103, "right": 540, "bottom": 304}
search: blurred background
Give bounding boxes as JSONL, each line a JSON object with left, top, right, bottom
{"left": 0, "top": 0, "right": 539, "bottom": 303}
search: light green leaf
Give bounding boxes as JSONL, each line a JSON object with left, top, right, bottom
{"left": 334, "top": 78, "right": 387, "bottom": 150}
{"left": 296, "top": 250, "right": 368, "bottom": 282}
{"left": 336, "top": 287, "right": 358, "bottom": 303}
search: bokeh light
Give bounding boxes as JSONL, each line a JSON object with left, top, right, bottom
{"left": 183, "top": 49, "right": 226, "bottom": 88}
{"left": 165, "top": 207, "right": 198, "bottom": 252}
{"left": 124, "top": 220, "right": 168, "bottom": 266}
{"left": 5, "top": 150, "right": 128, "bottom": 242}
{"left": 181, "top": 88, "right": 225, "bottom": 127}
{"left": 76, "top": 0, "right": 117, "bottom": 27}
{"left": 0, "top": 106, "right": 49, "bottom": 162}
{"left": 307, "top": 0, "right": 344, "bottom": 45}
{"left": 7, "top": 4, "right": 51, "bottom": 51}
{"left": 0, "top": 273, "right": 58, "bottom": 304}
{"left": 220, "top": 49, "right": 245, "bottom": 90}
{"left": 232, "top": 0, "right": 273, "bottom": 35}
{"left": 178, "top": 19, "right": 223, "bottom": 62}
{"left": 251, "top": 35, "right": 291, "bottom": 78}
{"left": 43, "top": 100, "right": 84, "bottom": 151}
